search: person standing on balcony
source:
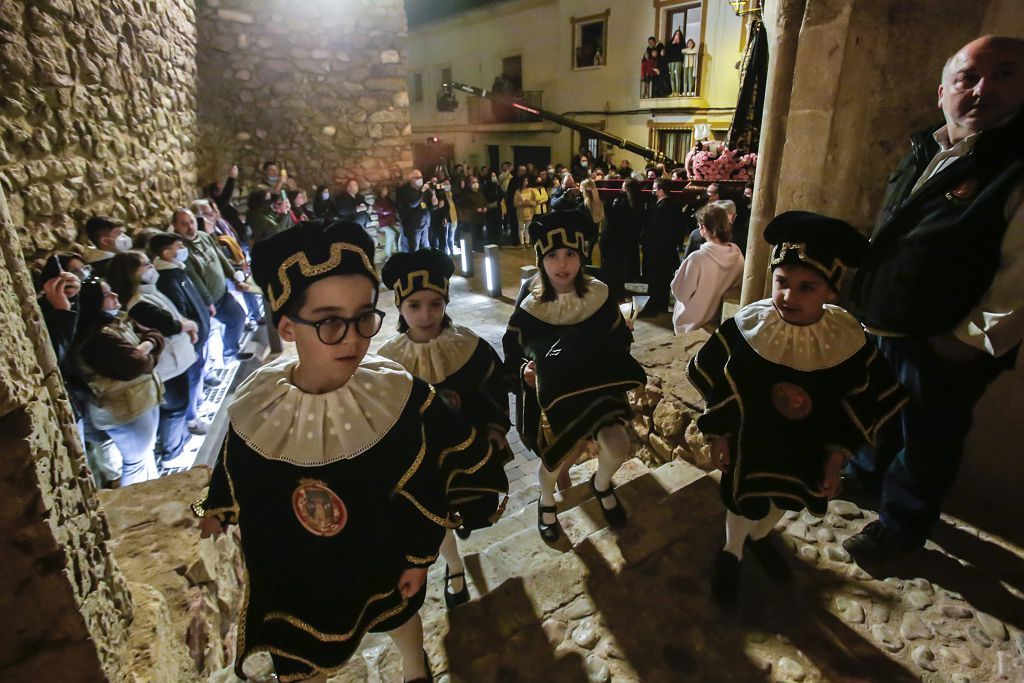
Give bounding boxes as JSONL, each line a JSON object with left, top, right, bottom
{"left": 641, "top": 47, "right": 657, "bottom": 99}
{"left": 667, "top": 29, "right": 685, "bottom": 96}
{"left": 683, "top": 39, "right": 699, "bottom": 96}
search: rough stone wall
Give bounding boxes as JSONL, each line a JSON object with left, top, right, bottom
{"left": 0, "top": 0, "right": 199, "bottom": 261}
{"left": 0, "top": 187, "right": 132, "bottom": 680}
{"left": 195, "top": 0, "right": 413, "bottom": 193}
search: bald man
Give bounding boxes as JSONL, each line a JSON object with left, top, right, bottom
{"left": 847, "top": 36, "right": 1024, "bottom": 561}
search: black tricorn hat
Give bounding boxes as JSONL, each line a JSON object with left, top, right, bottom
{"left": 528, "top": 210, "right": 597, "bottom": 264}
{"left": 764, "top": 211, "right": 869, "bottom": 288}
{"left": 251, "top": 219, "right": 378, "bottom": 324}
{"left": 380, "top": 248, "right": 456, "bottom": 306}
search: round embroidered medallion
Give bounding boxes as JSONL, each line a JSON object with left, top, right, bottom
{"left": 292, "top": 480, "right": 347, "bottom": 537}
{"left": 771, "top": 382, "right": 813, "bottom": 420}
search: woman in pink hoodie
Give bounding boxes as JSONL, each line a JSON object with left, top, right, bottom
{"left": 671, "top": 203, "right": 745, "bottom": 334}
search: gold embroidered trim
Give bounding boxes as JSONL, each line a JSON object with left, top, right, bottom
{"left": 438, "top": 428, "right": 477, "bottom": 468}
{"left": 393, "top": 268, "right": 449, "bottom": 305}
{"left": 405, "top": 553, "right": 437, "bottom": 565}
{"left": 394, "top": 440, "right": 426, "bottom": 493}
{"left": 445, "top": 442, "right": 494, "bottom": 490}
{"left": 770, "top": 241, "right": 847, "bottom": 281}
{"left": 264, "top": 590, "right": 399, "bottom": 642}
{"left": 193, "top": 441, "right": 240, "bottom": 519}
{"left": 540, "top": 379, "right": 644, "bottom": 412}
{"left": 878, "top": 382, "right": 901, "bottom": 401}
{"left": 398, "top": 489, "right": 456, "bottom": 527}
{"left": 266, "top": 242, "right": 379, "bottom": 312}
{"left": 534, "top": 226, "right": 590, "bottom": 257}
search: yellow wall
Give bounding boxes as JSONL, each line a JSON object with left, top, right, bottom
{"left": 406, "top": 0, "right": 748, "bottom": 169}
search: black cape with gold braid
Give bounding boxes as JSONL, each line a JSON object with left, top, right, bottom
{"left": 686, "top": 303, "right": 907, "bottom": 520}
{"left": 378, "top": 326, "right": 513, "bottom": 518}
{"left": 503, "top": 275, "right": 646, "bottom": 471}
{"left": 196, "top": 368, "right": 501, "bottom": 682}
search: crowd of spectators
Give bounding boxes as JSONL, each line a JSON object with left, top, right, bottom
{"left": 35, "top": 152, "right": 748, "bottom": 490}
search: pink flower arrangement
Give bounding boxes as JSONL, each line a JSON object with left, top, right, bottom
{"left": 685, "top": 143, "right": 757, "bottom": 181}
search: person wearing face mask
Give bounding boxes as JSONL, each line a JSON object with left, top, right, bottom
{"left": 395, "top": 169, "right": 436, "bottom": 252}
{"left": 170, "top": 208, "right": 250, "bottom": 368}
{"left": 83, "top": 216, "right": 133, "bottom": 278}
{"left": 332, "top": 178, "right": 371, "bottom": 227}
{"left": 107, "top": 251, "right": 199, "bottom": 468}
{"left": 149, "top": 232, "right": 213, "bottom": 438}
{"left": 70, "top": 278, "right": 165, "bottom": 487}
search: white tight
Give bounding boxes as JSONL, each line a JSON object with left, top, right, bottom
{"left": 723, "top": 504, "right": 786, "bottom": 560}
{"left": 538, "top": 423, "right": 631, "bottom": 513}
{"left": 439, "top": 528, "right": 465, "bottom": 592}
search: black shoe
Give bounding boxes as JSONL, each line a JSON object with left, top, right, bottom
{"left": 443, "top": 566, "right": 470, "bottom": 610}
{"left": 745, "top": 534, "right": 792, "bottom": 583}
{"left": 636, "top": 307, "right": 660, "bottom": 319}
{"left": 843, "top": 520, "right": 922, "bottom": 563}
{"left": 455, "top": 526, "right": 472, "bottom": 540}
{"left": 711, "top": 550, "right": 741, "bottom": 610}
{"left": 405, "top": 649, "right": 433, "bottom": 683}
{"left": 537, "top": 501, "right": 561, "bottom": 543}
{"left": 203, "top": 374, "right": 222, "bottom": 387}
{"left": 236, "top": 351, "right": 255, "bottom": 361}
{"left": 589, "top": 474, "right": 627, "bottom": 528}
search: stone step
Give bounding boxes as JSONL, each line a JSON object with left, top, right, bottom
{"left": 457, "top": 457, "right": 650, "bottom": 556}
{"left": 461, "top": 460, "right": 710, "bottom": 614}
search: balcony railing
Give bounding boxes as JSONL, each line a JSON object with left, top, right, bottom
{"left": 467, "top": 90, "right": 544, "bottom": 124}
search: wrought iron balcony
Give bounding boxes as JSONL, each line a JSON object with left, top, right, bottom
{"left": 467, "top": 90, "right": 543, "bottom": 124}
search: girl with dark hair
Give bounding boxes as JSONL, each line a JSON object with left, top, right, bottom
{"left": 377, "top": 249, "right": 511, "bottom": 610}
{"left": 600, "top": 179, "right": 646, "bottom": 302}
{"left": 108, "top": 251, "right": 199, "bottom": 467}
{"left": 70, "top": 278, "right": 164, "bottom": 485}
{"left": 667, "top": 29, "right": 685, "bottom": 95}
{"left": 503, "top": 212, "right": 646, "bottom": 543}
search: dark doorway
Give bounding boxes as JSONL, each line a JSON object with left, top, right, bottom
{"left": 502, "top": 56, "right": 522, "bottom": 93}
{"left": 513, "top": 145, "right": 551, "bottom": 171}
{"left": 412, "top": 142, "right": 455, "bottom": 178}
{"left": 487, "top": 145, "right": 500, "bottom": 173}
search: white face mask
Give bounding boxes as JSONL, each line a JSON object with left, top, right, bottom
{"left": 140, "top": 268, "right": 159, "bottom": 285}
{"left": 114, "top": 233, "right": 133, "bottom": 252}
{"left": 413, "top": 178, "right": 424, "bottom": 189}
{"left": 173, "top": 247, "right": 189, "bottom": 263}
{"left": 471, "top": 183, "right": 480, "bottom": 191}
{"left": 106, "top": 305, "right": 122, "bottom": 317}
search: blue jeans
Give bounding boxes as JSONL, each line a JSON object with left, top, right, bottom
{"left": 105, "top": 405, "right": 160, "bottom": 486}
{"left": 186, "top": 347, "right": 206, "bottom": 423}
{"left": 157, "top": 371, "right": 191, "bottom": 462}
{"left": 404, "top": 227, "right": 430, "bottom": 252}
{"left": 874, "top": 336, "right": 1010, "bottom": 543}
{"left": 242, "top": 291, "right": 262, "bottom": 323}
{"left": 214, "top": 289, "right": 245, "bottom": 359}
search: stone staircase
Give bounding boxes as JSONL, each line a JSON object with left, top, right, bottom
{"left": 309, "top": 453, "right": 1024, "bottom": 683}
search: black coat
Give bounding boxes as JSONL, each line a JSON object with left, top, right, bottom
{"left": 395, "top": 182, "right": 431, "bottom": 235}
{"left": 332, "top": 192, "right": 371, "bottom": 227}
{"left": 155, "top": 265, "right": 211, "bottom": 348}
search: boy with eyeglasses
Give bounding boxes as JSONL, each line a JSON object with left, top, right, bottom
{"left": 194, "top": 219, "right": 500, "bottom": 683}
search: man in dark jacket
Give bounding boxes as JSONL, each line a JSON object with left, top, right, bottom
{"left": 150, "top": 232, "right": 214, "bottom": 435}
{"left": 639, "top": 180, "right": 683, "bottom": 317}
{"left": 845, "top": 36, "right": 1024, "bottom": 561}
{"left": 395, "top": 168, "right": 436, "bottom": 251}
{"left": 331, "top": 178, "right": 371, "bottom": 227}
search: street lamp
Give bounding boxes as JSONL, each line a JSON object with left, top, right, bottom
{"left": 483, "top": 244, "right": 502, "bottom": 298}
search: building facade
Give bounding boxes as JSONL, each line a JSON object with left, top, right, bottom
{"left": 406, "top": 0, "right": 752, "bottom": 173}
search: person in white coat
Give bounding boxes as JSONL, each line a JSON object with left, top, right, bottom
{"left": 671, "top": 203, "right": 744, "bottom": 334}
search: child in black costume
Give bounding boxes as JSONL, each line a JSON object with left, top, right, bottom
{"left": 503, "top": 211, "right": 647, "bottom": 542}
{"left": 194, "top": 220, "right": 503, "bottom": 682}
{"left": 687, "top": 212, "right": 907, "bottom": 608}
{"left": 377, "top": 248, "right": 511, "bottom": 609}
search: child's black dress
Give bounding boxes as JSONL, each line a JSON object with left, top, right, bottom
{"left": 195, "top": 355, "right": 502, "bottom": 682}
{"left": 378, "top": 323, "right": 513, "bottom": 500}
{"left": 687, "top": 300, "right": 907, "bottom": 519}
{"left": 502, "top": 275, "right": 647, "bottom": 471}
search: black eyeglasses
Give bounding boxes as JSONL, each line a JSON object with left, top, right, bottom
{"left": 286, "top": 309, "right": 385, "bottom": 345}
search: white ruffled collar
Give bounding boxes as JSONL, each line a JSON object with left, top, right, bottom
{"left": 734, "top": 299, "right": 866, "bottom": 371}
{"left": 519, "top": 275, "right": 608, "bottom": 325}
{"left": 228, "top": 354, "right": 414, "bottom": 466}
{"left": 376, "top": 324, "right": 479, "bottom": 384}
